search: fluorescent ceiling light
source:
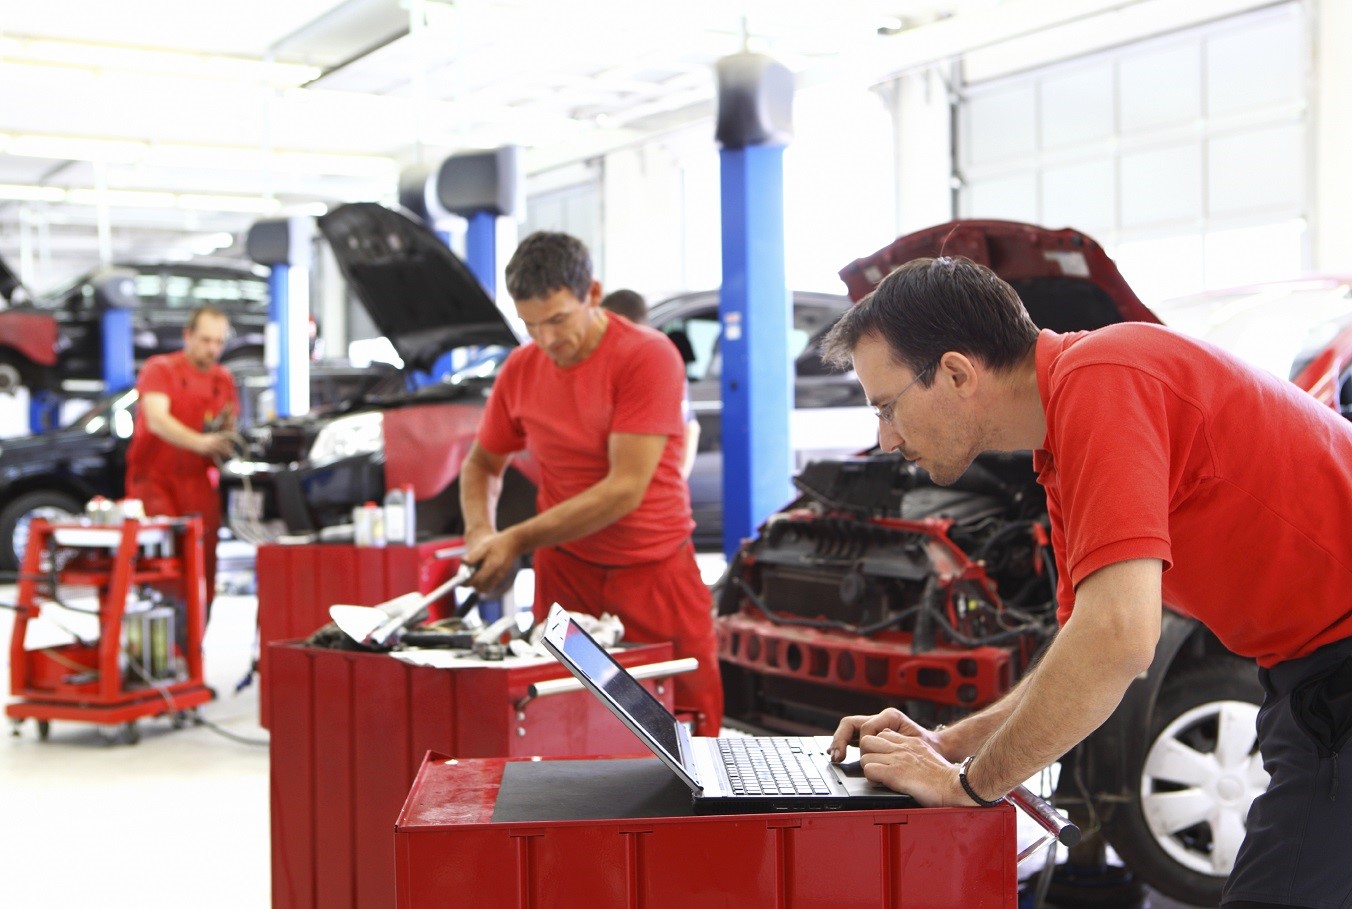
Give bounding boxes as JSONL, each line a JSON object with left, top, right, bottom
{"left": 284, "top": 202, "right": 330, "bottom": 218}
{"left": 9, "top": 135, "right": 147, "bottom": 164}
{"left": 143, "top": 144, "right": 396, "bottom": 179}
{"left": 0, "top": 184, "right": 65, "bottom": 202}
{"left": 178, "top": 194, "right": 283, "bottom": 214}
{"left": 66, "top": 188, "right": 177, "bottom": 208}
{"left": 9, "top": 39, "right": 320, "bottom": 87}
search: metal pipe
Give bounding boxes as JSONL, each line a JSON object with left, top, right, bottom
{"left": 519, "top": 657, "right": 699, "bottom": 707}
{"left": 1007, "top": 783, "right": 1080, "bottom": 849}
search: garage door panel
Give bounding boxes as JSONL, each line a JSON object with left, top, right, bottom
{"left": 1119, "top": 39, "right": 1201, "bottom": 132}
{"left": 1120, "top": 144, "right": 1203, "bottom": 228}
{"left": 1208, "top": 122, "right": 1304, "bottom": 216}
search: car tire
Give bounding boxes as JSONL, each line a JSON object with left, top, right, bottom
{"left": 0, "top": 351, "right": 34, "bottom": 395}
{"left": 0, "top": 490, "right": 84, "bottom": 572}
{"left": 1102, "top": 657, "right": 1267, "bottom": 907}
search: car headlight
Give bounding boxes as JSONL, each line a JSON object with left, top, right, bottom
{"left": 308, "top": 411, "right": 384, "bottom": 465}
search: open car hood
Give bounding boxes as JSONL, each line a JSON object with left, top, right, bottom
{"left": 840, "top": 219, "right": 1161, "bottom": 331}
{"left": 319, "top": 202, "right": 519, "bottom": 373}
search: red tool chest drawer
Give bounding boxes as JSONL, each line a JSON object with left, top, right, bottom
{"left": 394, "top": 752, "right": 1018, "bottom": 909}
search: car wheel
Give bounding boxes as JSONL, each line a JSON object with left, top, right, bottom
{"left": 0, "top": 490, "right": 85, "bottom": 572}
{"left": 0, "top": 352, "right": 31, "bottom": 395}
{"left": 1103, "top": 658, "right": 1268, "bottom": 907}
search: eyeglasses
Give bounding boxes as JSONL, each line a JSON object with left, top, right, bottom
{"left": 871, "top": 357, "right": 940, "bottom": 424}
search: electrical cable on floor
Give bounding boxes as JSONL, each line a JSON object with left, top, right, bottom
{"left": 126, "top": 651, "right": 270, "bottom": 747}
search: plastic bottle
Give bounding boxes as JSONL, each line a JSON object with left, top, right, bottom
{"left": 383, "top": 484, "right": 416, "bottom": 546}
{"left": 365, "top": 501, "right": 386, "bottom": 548}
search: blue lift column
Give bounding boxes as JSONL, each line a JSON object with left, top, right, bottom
{"left": 246, "top": 217, "right": 313, "bottom": 419}
{"left": 397, "top": 148, "right": 522, "bottom": 386}
{"left": 715, "top": 53, "right": 796, "bottom": 559}
{"left": 434, "top": 147, "right": 523, "bottom": 623}
{"left": 437, "top": 146, "right": 522, "bottom": 296}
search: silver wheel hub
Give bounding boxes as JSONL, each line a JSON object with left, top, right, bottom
{"left": 1140, "top": 699, "right": 1269, "bottom": 878}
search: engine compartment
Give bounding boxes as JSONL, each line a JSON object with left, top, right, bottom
{"left": 717, "top": 451, "right": 1060, "bottom": 732}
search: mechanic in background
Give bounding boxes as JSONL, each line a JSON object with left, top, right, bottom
{"left": 460, "top": 233, "right": 723, "bottom": 735}
{"left": 126, "top": 305, "right": 240, "bottom": 614}
{"left": 822, "top": 256, "right": 1352, "bottom": 909}
{"left": 600, "top": 288, "right": 701, "bottom": 479}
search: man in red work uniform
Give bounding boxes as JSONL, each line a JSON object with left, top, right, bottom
{"left": 126, "top": 305, "right": 240, "bottom": 613}
{"left": 460, "top": 232, "right": 723, "bottom": 735}
{"left": 822, "top": 256, "right": 1352, "bottom": 909}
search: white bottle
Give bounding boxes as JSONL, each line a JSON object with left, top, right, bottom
{"left": 365, "top": 501, "right": 386, "bottom": 548}
{"left": 383, "top": 484, "right": 416, "bottom": 546}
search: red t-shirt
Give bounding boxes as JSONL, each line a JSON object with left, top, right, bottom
{"left": 476, "top": 313, "right": 693, "bottom": 565}
{"left": 126, "top": 351, "right": 239, "bottom": 487}
{"left": 1035, "top": 325, "right": 1352, "bottom": 667}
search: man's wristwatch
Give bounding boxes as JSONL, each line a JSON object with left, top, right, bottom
{"left": 958, "top": 755, "right": 1005, "bottom": 808}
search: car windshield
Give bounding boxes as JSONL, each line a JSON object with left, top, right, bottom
{"left": 1155, "top": 282, "right": 1352, "bottom": 380}
{"left": 72, "top": 389, "right": 138, "bottom": 433}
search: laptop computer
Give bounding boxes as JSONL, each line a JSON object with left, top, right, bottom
{"left": 540, "top": 603, "right": 918, "bottom": 814}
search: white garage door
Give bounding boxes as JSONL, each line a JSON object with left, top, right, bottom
{"left": 957, "top": 2, "right": 1307, "bottom": 306}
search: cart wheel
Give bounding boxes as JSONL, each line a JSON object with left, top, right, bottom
{"left": 36, "top": 720, "right": 49, "bottom": 741}
{"left": 10, "top": 720, "right": 20, "bottom": 738}
{"left": 171, "top": 712, "right": 187, "bottom": 730}
{"left": 121, "top": 722, "right": 141, "bottom": 746}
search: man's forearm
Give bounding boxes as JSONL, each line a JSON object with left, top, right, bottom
{"left": 505, "top": 475, "right": 645, "bottom": 553}
{"left": 935, "top": 674, "right": 1034, "bottom": 762}
{"left": 962, "top": 609, "right": 1151, "bottom": 801}
{"left": 459, "top": 457, "right": 502, "bottom": 540}
{"left": 147, "top": 410, "right": 208, "bottom": 454}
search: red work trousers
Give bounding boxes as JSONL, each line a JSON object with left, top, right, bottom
{"left": 533, "top": 540, "right": 724, "bottom": 736}
{"left": 125, "top": 472, "right": 221, "bottom": 614}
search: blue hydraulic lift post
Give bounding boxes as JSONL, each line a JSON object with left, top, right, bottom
{"left": 100, "top": 307, "right": 136, "bottom": 395}
{"left": 247, "top": 217, "right": 312, "bottom": 419}
{"left": 715, "top": 53, "right": 795, "bottom": 560}
{"left": 464, "top": 210, "right": 497, "bottom": 296}
{"left": 432, "top": 148, "right": 522, "bottom": 621}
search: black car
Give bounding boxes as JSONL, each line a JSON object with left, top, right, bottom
{"left": 220, "top": 202, "right": 875, "bottom": 550}
{"left": 0, "top": 360, "right": 396, "bottom": 572}
{"left": 0, "top": 260, "right": 272, "bottom": 397}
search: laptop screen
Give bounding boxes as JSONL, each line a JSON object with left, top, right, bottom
{"left": 553, "top": 614, "right": 683, "bottom": 760}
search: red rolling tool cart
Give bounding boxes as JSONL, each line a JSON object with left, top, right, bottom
{"left": 6, "top": 516, "right": 213, "bottom": 743}
{"left": 268, "top": 639, "right": 681, "bottom": 909}
{"left": 254, "top": 537, "right": 463, "bottom": 726}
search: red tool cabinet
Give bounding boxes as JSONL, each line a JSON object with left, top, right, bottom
{"left": 255, "top": 537, "right": 463, "bottom": 726}
{"left": 267, "top": 638, "right": 677, "bottom": 909}
{"left": 6, "top": 517, "right": 213, "bottom": 742}
{"left": 395, "top": 752, "right": 1019, "bottom": 909}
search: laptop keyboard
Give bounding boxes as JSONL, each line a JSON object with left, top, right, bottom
{"left": 718, "top": 737, "right": 832, "bottom": 796}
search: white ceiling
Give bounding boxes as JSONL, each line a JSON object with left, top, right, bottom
{"left": 0, "top": 0, "right": 1179, "bottom": 291}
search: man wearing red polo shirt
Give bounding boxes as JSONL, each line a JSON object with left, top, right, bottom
{"left": 126, "top": 305, "right": 239, "bottom": 612}
{"left": 823, "top": 256, "right": 1352, "bottom": 909}
{"left": 460, "top": 232, "right": 722, "bottom": 735}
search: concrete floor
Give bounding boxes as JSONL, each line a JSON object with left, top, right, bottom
{"left": 0, "top": 555, "right": 1209, "bottom": 909}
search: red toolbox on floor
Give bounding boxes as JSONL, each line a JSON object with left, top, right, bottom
{"left": 267, "top": 639, "right": 678, "bottom": 909}
{"left": 394, "top": 751, "right": 1018, "bottom": 909}
{"left": 255, "top": 537, "right": 464, "bottom": 726}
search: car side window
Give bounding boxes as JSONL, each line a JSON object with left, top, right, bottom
{"left": 794, "top": 306, "right": 842, "bottom": 377}
{"left": 664, "top": 314, "right": 721, "bottom": 382}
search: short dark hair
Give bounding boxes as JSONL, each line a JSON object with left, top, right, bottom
{"left": 186, "top": 304, "right": 229, "bottom": 333}
{"left": 600, "top": 289, "right": 648, "bottom": 325}
{"left": 504, "top": 231, "right": 593, "bottom": 302}
{"left": 821, "top": 256, "right": 1039, "bottom": 382}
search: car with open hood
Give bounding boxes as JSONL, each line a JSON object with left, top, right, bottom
{"left": 220, "top": 202, "right": 532, "bottom": 546}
